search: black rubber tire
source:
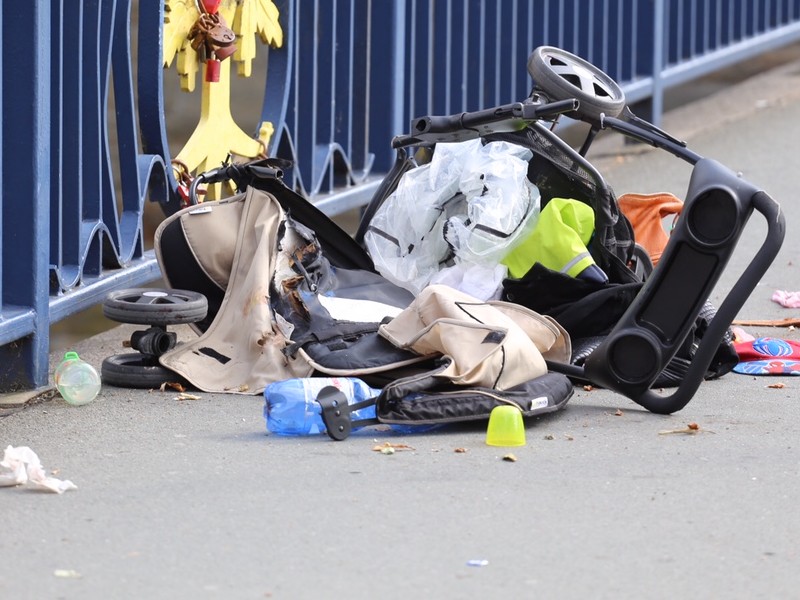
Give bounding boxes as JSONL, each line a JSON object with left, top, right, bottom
{"left": 101, "top": 353, "right": 189, "bottom": 389}
{"left": 103, "top": 288, "right": 208, "bottom": 325}
{"left": 527, "top": 46, "right": 625, "bottom": 121}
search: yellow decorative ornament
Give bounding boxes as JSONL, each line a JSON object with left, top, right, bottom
{"left": 163, "top": 0, "right": 283, "bottom": 200}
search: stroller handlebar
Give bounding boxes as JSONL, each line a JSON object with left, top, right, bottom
{"left": 391, "top": 98, "right": 579, "bottom": 148}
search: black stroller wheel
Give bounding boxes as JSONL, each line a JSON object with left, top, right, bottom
{"left": 528, "top": 46, "right": 625, "bottom": 121}
{"left": 101, "top": 353, "right": 188, "bottom": 389}
{"left": 103, "top": 288, "right": 208, "bottom": 325}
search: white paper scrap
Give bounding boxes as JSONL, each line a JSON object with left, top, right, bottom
{"left": 0, "top": 445, "right": 77, "bottom": 493}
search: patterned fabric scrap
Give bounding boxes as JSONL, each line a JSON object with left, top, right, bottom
{"left": 732, "top": 337, "right": 800, "bottom": 375}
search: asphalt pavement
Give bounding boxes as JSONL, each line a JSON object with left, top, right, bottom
{"left": 2, "top": 54, "right": 800, "bottom": 599}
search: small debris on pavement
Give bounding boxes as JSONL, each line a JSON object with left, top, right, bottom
{"left": 1, "top": 446, "right": 77, "bottom": 494}
{"left": 466, "top": 559, "right": 489, "bottom": 567}
{"left": 659, "top": 422, "right": 714, "bottom": 435}
{"left": 733, "top": 317, "right": 800, "bottom": 327}
{"left": 771, "top": 290, "right": 800, "bottom": 309}
{"left": 767, "top": 382, "right": 786, "bottom": 389}
{"left": 544, "top": 434, "right": 555, "bottom": 440}
{"left": 502, "top": 453, "right": 518, "bottom": 462}
{"left": 372, "top": 442, "right": 415, "bottom": 453}
{"left": 160, "top": 382, "right": 187, "bottom": 393}
{"left": 175, "top": 392, "right": 202, "bottom": 401}
{"left": 454, "top": 447, "right": 468, "bottom": 453}
{"left": 224, "top": 384, "right": 250, "bottom": 393}
{"left": 583, "top": 385, "right": 595, "bottom": 391}
{"left": 54, "top": 569, "right": 81, "bottom": 579}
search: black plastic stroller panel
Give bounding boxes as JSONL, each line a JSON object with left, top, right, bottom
{"left": 580, "top": 157, "right": 784, "bottom": 413}
{"left": 358, "top": 47, "right": 786, "bottom": 415}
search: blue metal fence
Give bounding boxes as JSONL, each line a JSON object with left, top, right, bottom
{"left": 2, "top": 0, "right": 800, "bottom": 392}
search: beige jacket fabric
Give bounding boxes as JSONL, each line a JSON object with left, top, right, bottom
{"left": 379, "top": 284, "right": 570, "bottom": 390}
{"left": 157, "top": 187, "right": 313, "bottom": 393}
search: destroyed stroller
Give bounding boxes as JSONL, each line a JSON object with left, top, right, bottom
{"left": 141, "top": 46, "right": 784, "bottom": 438}
{"left": 349, "top": 45, "right": 786, "bottom": 415}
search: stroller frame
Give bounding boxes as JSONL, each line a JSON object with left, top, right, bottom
{"left": 353, "top": 47, "right": 785, "bottom": 415}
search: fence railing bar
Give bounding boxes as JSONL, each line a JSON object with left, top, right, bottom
{"left": 462, "top": 6, "right": 469, "bottom": 112}
{"left": 427, "top": 1, "right": 434, "bottom": 114}
{"left": 311, "top": 177, "right": 382, "bottom": 216}
{"left": 445, "top": 0, "right": 452, "bottom": 112}
{"left": 510, "top": 0, "right": 519, "bottom": 102}
{"left": 478, "top": 0, "right": 485, "bottom": 108}
{"left": 48, "top": 256, "right": 162, "bottom": 324}
{"left": 0, "top": 310, "right": 37, "bottom": 349}
{"left": 652, "top": 0, "right": 666, "bottom": 126}
{"left": 656, "top": 21, "right": 800, "bottom": 89}
{"left": 494, "top": 3, "right": 501, "bottom": 107}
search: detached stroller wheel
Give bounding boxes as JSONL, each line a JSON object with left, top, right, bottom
{"left": 101, "top": 353, "right": 188, "bottom": 389}
{"left": 103, "top": 288, "right": 208, "bottom": 325}
{"left": 528, "top": 46, "right": 625, "bottom": 121}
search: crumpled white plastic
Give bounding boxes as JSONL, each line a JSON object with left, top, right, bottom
{"left": 365, "top": 138, "right": 539, "bottom": 296}
{"left": 444, "top": 140, "right": 539, "bottom": 265}
{"left": 0, "top": 445, "right": 77, "bottom": 494}
{"left": 430, "top": 262, "right": 507, "bottom": 301}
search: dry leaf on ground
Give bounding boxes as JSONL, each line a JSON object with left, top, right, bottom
{"left": 160, "top": 382, "right": 187, "bottom": 393}
{"left": 659, "top": 422, "right": 714, "bottom": 435}
{"left": 372, "top": 442, "right": 415, "bottom": 452}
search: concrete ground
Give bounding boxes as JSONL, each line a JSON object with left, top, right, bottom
{"left": 2, "top": 53, "right": 800, "bottom": 599}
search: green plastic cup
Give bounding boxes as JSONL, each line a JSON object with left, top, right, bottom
{"left": 486, "top": 405, "right": 526, "bottom": 447}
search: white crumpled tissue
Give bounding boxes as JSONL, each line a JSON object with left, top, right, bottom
{"left": 0, "top": 445, "right": 77, "bottom": 494}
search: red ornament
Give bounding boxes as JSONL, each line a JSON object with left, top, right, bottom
{"left": 202, "top": 0, "right": 223, "bottom": 14}
{"left": 205, "top": 59, "right": 221, "bottom": 82}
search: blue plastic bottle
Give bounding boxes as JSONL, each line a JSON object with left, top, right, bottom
{"left": 264, "top": 377, "right": 379, "bottom": 436}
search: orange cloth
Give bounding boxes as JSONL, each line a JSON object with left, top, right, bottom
{"left": 618, "top": 192, "right": 683, "bottom": 266}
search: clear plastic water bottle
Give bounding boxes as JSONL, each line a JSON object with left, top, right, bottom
{"left": 54, "top": 351, "right": 101, "bottom": 406}
{"left": 264, "top": 377, "right": 379, "bottom": 436}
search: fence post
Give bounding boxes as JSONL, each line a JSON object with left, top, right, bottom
{"left": 0, "top": 1, "right": 52, "bottom": 392}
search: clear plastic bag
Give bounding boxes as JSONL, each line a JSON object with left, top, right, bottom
{"left": 365, "top": 139, "right": 540, "bottom": 297}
